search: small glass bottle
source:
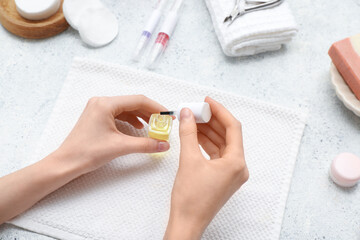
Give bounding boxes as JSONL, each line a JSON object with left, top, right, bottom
{"left": 148, "top": 114, "right": 173, "bottom": 141}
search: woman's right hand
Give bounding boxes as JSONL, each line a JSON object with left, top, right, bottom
{"left": 164, "top": 97, "right": 249, "bottom": 239}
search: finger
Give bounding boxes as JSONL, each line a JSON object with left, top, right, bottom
{"left": 205, "top": 96, "right": 238, "bottom": 129}
{"left": 126, "top": 115, "right": 144, "bottom": 129}
{"left": 135, "top": 109, "right": 152, "bottom": 118}
{"left": 117, "top": 111, "right": 150, "bottom": 124}
{"left": 121, "top": 136, "right": 170, "bottom": 154}
{"left": 179, "top": 108, "right": 202, "bottom": 161}
{"left": 207, "top": 116, "right": 226, "bottom": 137}
{"left": 133, "top": 110, "right": 151, "bottom": 123}
{"left": 136, "top": 108, "right": 176, "bottom": 121}
{"left": 205, "top": 97, "right": 244, "bottom": 157}
{"left": 116, "top": 113, "right": 144, "bottom": 129}
{"left": 197, "top": 124, "right": 225, "bottom": 148}
{"left": 223, "top": 123, "right": 244, "bottom": 158}
{"left": 110, "top": 95, "right": 168, "bottom": 116}
{"left": 197, "top": 132, "right": 220, "bottom": 159}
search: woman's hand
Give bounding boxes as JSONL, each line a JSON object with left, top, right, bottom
{"left": 164, "top": 97, "right": 249, "bottom": 239}
{"left": 58, "top": 95, "right": 170, "bottom": 174}
{"left": 0, "top": 95, "right": 169, "bottom": 224}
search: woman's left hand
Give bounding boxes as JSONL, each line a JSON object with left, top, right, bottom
{"left": 59, "top": 95, "right": 170, "bottom": 174}
{"left": 0, "top": 95, "right": 169, "bottom": 224}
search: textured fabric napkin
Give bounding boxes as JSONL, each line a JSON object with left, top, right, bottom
{"left": 9, "top": 58, "right": 307, "bottom": 240}
{"left": 205, "top": 0, "right": 298, "bottom": 57}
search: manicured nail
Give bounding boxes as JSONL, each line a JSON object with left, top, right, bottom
{"left": 180, "top": 108, "right": 191, "bottom": 120}
{"left": 157, "top": 142, "right": 169, "bottom": 152}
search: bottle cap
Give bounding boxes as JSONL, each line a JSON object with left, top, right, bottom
{"left": 176, "top": 102, "right": 212, "bottom": 123}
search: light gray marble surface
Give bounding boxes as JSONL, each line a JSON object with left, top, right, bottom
{"left": 0, "top": 0, "right": 360, "bottom": 239}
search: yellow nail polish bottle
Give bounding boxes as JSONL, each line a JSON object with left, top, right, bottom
{"left": 148, "top": 114, "right": 173, "bottom": 141}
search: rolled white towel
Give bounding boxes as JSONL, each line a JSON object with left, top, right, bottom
{"left": 204, "top": 0, "right": 298, "bottom": 57}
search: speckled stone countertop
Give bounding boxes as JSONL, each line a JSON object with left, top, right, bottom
{"left": 0, "top": 0, "right": 360, "bottom": 239}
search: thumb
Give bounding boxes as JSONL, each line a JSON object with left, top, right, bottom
{"left": 179, "top": 108, "right": 201, "bottom": 160}
{"left": 122, "top": 136, "right": 170, "bottom": 154}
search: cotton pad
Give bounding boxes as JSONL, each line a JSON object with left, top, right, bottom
{"left": 15, "top": 0, "right": 60, "bottom": 21}
{"left": 62, "top": 0, "right": 103, "bottom": 30}
{"left": 78, "top": 7, "right": 118, "bottom": 48}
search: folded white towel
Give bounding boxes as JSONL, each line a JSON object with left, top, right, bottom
{"left": 204, "top": 0, "right": 298, "bottom": 56}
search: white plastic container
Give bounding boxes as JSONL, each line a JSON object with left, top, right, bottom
{"left": 15, "top": 0, "right": 60, "bottom": 21}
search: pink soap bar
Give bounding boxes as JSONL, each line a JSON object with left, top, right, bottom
{"left": 329, "top": 34, "right": 360, "bottom": 100}
{"left": 330, "top": 153, "right": 360, "bottom": 187}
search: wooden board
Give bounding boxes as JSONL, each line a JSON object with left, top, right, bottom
{"left": 0, "top": 0, "right": 69, "bottom": 39}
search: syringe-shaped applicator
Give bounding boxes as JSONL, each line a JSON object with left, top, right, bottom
{"left": 147, "top": 0, "right": 184, "bottom": 69}
{"left": 133, "top": 0, "right": 168, "bottom": 61}
{"left": 160, "top": 102, "right": 212, "bottom": 123}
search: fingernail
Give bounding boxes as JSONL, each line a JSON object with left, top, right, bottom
{"left": 157, "top": 142, "right": 169, "bottom": 152}
{"left": 180, "top": 108, "right": 191, "bottom": 120}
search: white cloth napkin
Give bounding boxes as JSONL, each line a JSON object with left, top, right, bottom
{"left": 204, "top": 0, "right": 298, "bottom": 57}
{"left": 9, "top": 58, "right": 307, "bottom": 240}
